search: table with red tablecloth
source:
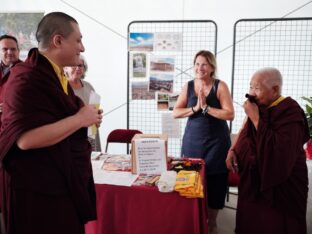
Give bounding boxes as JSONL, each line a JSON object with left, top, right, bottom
{"left": 85, "top": 158, "right": 208, "bottom": 234}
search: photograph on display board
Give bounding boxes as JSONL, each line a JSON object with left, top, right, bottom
{"left": 131, "top": 52, "right": 148, "bottom": 78}
{"left": 150, "top": 55, "right": 175, "bottom": 72}
{"left": 156, "top": 92, "right": 169, "bottom": 111}
{"left": 129, "top": 33, "right": 154, "bottom": 51}
{"left": 153, "top": 32, "right": 182, "bottom": 51}
{"left": 0, "top": 12, "right": 44, "bottom": 60}
{"left": 156, "top": 92, "right": 179, "bottom": 111}
{"left": 149, "top": 73, "right": 173, "bottom": 94}
{"left": 131, "top": 81, "right": 155, "bottom": 100}
{"left": 168, "top": 92, "right": 179, "bottom": 111}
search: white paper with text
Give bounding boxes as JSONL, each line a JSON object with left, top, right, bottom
{"left": 134, "top": 138, "right": 167, "bottom": 175}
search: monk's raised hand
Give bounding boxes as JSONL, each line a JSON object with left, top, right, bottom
{"left": 96, "top": 108, "right": 103, "bottom": 128}
{"left": 243, "top": 100, "right": 259, "bottom": 129}
{"left": 76, "top": 105, "right": 103, "bottom": 127}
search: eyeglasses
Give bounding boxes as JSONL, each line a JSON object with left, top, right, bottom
{"left": 75, "top": 64, "right": 85, "bottom": 68}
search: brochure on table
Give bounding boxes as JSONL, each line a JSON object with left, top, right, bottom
{"left": 91, "top": 158, "right": 138, "bottom": 186}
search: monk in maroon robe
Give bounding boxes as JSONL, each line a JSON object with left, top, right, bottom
{"left": 0, "top": 35, "right": 21, "bottom": 219}
{"left": 0, "top": 12, "right": 102, "bottom": 234}
{"left": 226, "top": 67, "right": 309, "bottom": 234}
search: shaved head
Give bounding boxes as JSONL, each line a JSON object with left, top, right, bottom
{"left": 36, "top": 12, "right": 77, "bottom": 49}
{"left": 253, "top": 67, "right": 283, "bottom": 93}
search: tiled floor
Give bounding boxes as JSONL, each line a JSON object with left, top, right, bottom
{"left": 218, "top": 207, "right": 236, "bottom": 234}
{"left": 216, "top": 190, "right": 237, "bottom": 234}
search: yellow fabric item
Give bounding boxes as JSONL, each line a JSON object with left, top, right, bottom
{"left": 269, "top": 96, "right": 284, "bottom": 108}
{"left": 41, "top": 54, "right": 68, "bottom": 94}
{"left": 175, "top": 170, "right": 196, "bottom": 189}
{"left": 175, "top": 170, "right": 204, "bottom": 198}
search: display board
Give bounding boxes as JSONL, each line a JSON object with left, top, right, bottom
{"left": 231, "top": 18, "right": 312, "bottom": 133}
{"left": 127, "top": 20, "right": 217, "bottom": 157}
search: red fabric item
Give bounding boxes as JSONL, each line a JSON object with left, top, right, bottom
{"left": 0, "top": 59, "right": 21, "bottom": 212}
{"left": 228, "top": 171, "right": 240, "bottom": 186}
{"left": 85, "top": 159, "right": 208, "bottom": 234}
{"left": 233, "top": 97, "right": 309, "bottom": 234}
{"left": 0, "top": 59, "right": 21, "bottom": 129}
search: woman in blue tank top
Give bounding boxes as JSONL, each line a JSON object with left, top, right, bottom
{"left": 173, "top": 50, "right": 234, "bottom": 234}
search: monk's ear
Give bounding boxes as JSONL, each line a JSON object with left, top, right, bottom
{"left": 272, "top": 85, "right": 280, "bottom": 95}
{"left": 51, "top": 34, "right": 63, "bottom": 48}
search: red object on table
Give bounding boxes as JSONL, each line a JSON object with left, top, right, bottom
{"left": 85, "top": 159, "right": 208, "bottom": 234}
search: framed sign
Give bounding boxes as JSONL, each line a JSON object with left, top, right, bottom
{"left": 131, "top": 134, "right": 168, "bottom": 175}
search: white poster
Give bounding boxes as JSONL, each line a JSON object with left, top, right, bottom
{"left": 153, "top": 32, "right": 182, "bottom": 51}
{"left": 161, "top": 113, "right": 181, "bottom": 138}
{"left": 134, "top": 138, "right": 167, "bottom": 175}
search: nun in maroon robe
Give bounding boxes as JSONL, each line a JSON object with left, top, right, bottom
{"left": 0, "top": 48, "right": 96, "bottom": 234}
{"left": 233, "top": 97, "right": 309, "bottom": 234}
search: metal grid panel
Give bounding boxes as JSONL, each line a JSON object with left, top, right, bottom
{"left": 231, "top": 18, "right": 312, "bottom": 133}
{"left": 128, "top": 21, "right": 217, "bottom": 157}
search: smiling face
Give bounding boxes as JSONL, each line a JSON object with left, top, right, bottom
{"left": 59, "top": 22, "right": 85, "bottom": 67}
{"left": 36, "top": 13, "right": 85, "bottom": 68}
{"left": 64, "top": 58, "right": 85, "bottom": 81}
{"left": 0, "top": 38, "right": 20, "bottom": 66}
{"left": 193, "top": 55, "right": 214, "bottom": 80}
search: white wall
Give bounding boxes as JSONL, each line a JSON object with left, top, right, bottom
{"left": 1, "top": 0, "right": 312, "bottom": 151}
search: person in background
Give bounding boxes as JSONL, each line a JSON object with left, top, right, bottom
{"left": 173, "top": 50, "right": 234, "bottom": 234}
{"left": 0, "top": 12, "right": 102, "bottom": 234}
{"left": 0, "top": 34, "right": 21, "bottom": 123}
{"left": 64, "top": 55, "right": 102, "bottom": 152}
{"left": 0, "top": 35, "right": 21, "bottom": 232}
{"left": 226, "top": 67, "right": 309, "bottom": 234}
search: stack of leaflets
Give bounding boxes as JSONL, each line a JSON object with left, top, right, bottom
{"left": 101, "top": 154, "right": 131, "bottom": 171}
{"left": 132, "top": 175, "right": 160, "bottom": 186}
{"left": 174, "top": 170, "right": 204, "bottom": 198}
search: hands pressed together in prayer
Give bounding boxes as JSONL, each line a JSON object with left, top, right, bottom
{"left": 198, "top": 87, "right": 208, "bottom": 110}
{"left": 193, "top": 86, "right": 208, "bottom": 113}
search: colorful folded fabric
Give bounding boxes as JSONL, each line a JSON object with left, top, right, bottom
{"left": 174, "top": 170, "right": 204, "bottom": 198}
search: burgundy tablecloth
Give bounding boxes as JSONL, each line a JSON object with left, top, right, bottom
{"left": 85, "top": 160, "right": 208, "bottom": 234}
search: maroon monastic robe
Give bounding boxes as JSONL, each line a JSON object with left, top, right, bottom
{"left": 0, "top": 48, "right": 96, "bottom": 234}
{"left": 0, "top": 59, "right": 21, "bottom": 128}
{"left": 233, "top": 97, "right": 309, "bottom": 234}
{"left": 0, "top": 60, "right": 22, "bottom": 213}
